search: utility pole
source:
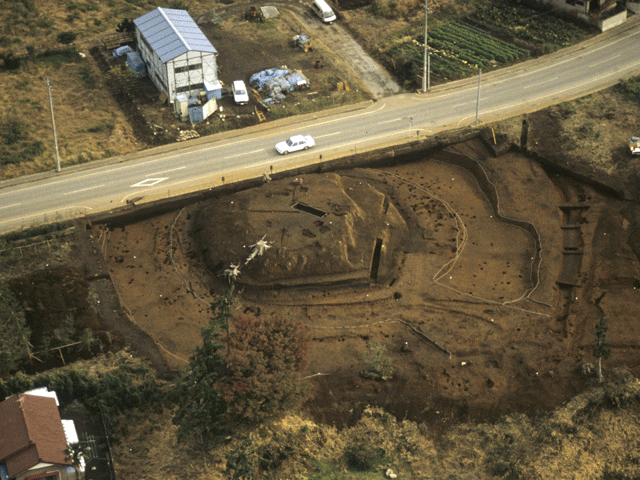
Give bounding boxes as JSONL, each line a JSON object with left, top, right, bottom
{"left": 475, "top": 68, "right": 482, "bottom": 125}
{"left": 47, "top": 78, "right": 61, "bottom": 173}
{"left": 427, "top": 52, "right": 431, "bottom": 91}
{"left": 422, "top": 0, "right": 429, "bottom": 93}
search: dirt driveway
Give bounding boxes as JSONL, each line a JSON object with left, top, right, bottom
{"left": 287, "top": 6, "right": 401, "bottom": 98}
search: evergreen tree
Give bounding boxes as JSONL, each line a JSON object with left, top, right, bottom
{"left": 594, "top": 314, "right": 611, "bottom": 383}
{"left": 0, "top": 281, "right": 31, "bottom": 377}
{"left": 172, "top": 288, "right": 310, "bottom": 444}
{"left": 171, "top": 288, "right": 235, "bottom": 445}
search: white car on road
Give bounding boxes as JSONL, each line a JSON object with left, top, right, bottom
{"left": 275, "top": 135, "right": 315, "bottom": 154}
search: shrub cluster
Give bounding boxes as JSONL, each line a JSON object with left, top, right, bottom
{"left": 226, "top": 407, "right": 432, "bottom": 479}
{"left": 172, "top": 294, "right": 311, "bottom": 446}
{"left": 0, "top": 361, "right": 163, "bottom": 432}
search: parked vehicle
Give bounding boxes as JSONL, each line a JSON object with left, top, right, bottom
{"left": 629, "top": 137, "right": 640, "bottom": 156}
{"left": 232, "top": 80, "right": 249, "bottom": 105}
{"left": 275, "top": 135, "right": 315, "bottom": 154}
{"left": 311, "top": 0, "right": 336, "bottom": 24}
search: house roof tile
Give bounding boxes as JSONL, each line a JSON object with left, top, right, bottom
{"left": 0, "top": 394, "right": 71, "bottom": 477}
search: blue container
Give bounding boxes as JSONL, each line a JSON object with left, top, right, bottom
{"left": 126, "top": 52, "right": 147, "bottom": 77}
{"left": 113, "top": 45, "right": 133, "bottom": 58}
{"left": 188, "top": 105, "right": 204, "bottom": 123}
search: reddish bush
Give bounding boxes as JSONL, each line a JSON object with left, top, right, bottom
{"left": 220, "top": 314, "right": 311, "bottom": 424}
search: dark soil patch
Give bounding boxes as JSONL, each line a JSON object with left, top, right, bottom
{"left": 8, "top": 266, "right": 123, "bottom": 372}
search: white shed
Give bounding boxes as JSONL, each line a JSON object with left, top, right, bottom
{"left": 133, "top": 7, "right": 222, "bottom": 104}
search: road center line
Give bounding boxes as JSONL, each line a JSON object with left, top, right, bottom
{"left": 148, "top": 166, "right": 186, "bottom": 175}
{"left": 589, "top": 54, "right": 620, "bottom": 68}
{"left": 64, "top": 184, "right": 105, "bottom": 196}
{"left": 316, "top": 132, "right": 341, "bottom": 138}
{"left": 0, "top": 202, "right": 22, "bottom": 210}
{"left": 523, "top": 76, "right": 558, "bottom": 89}
{"left": 237, "top": 148, "right": 266, "bottom": 156}
{"left": 312, "top": 102, "right": 386, "bottom": 128}
{"left": 379, "top": 118, "right": 402, "bottom": 124}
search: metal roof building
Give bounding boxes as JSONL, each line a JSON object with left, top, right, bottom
{"left": 133, "top": 7, "right": 221, "bottom": 104}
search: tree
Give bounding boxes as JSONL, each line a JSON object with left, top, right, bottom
{"left": 171, "top": 289, "right": 236, "bottom": 446}
{"left": 65, "top": 441, "right": 91, "bottom": 480}
{"left": 0, "top": 280, "right": 32, "bottom": 377}
{"left": 594, "top": 314, "right": 611, "bottom": 383}
{"left": 172, "top": 289, "right": 311, "bottom": 444}
{"left": 221, "top": 314, "right": 311, "bottom": 424}
{"left": 116, "top": 18, "right": 134, "bottom": 34}
{"left": 57, "top": 31, "right": 77, "bottom": 44}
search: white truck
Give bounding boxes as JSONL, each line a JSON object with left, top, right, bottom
{"left": 629, "top": 137, "right": 640, "bottom": 156}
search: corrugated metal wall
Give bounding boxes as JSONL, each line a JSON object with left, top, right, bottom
{"left": 133, "top": 7, "right": 219, "bottom": 104}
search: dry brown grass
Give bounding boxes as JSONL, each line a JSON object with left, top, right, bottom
{"left": 0, "top": 0, "right": 216, "bottom": 181}
{"left": 112, "top": 377, "right": 640, "bottom": 479}
{"left": 340, "top": 0, "right": 475, "bottom": 55}
{"left": 0, "top": 0, "right": 373, "bottom": 181}
{"left": 0, "top": 59, "right": 139, "bottom": 180}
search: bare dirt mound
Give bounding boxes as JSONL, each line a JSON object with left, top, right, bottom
{"left": 194, "top": 172, "right": 410, "bottom": 286}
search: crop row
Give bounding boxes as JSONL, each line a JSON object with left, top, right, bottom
{"left": 470, "top": 1, "right": 586, "bottom": 47}
{"left": 428, "top": 22, "right": 530, "bottom": 65}
{"left": 386, "top": 41, "right": 477, "bottom": 83}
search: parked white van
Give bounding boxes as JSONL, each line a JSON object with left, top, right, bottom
{"left": 311, "top": 0, "right": 336, "bottom": 24}
{"left": 232, "top": 80, "right": 249, "bottom": 105}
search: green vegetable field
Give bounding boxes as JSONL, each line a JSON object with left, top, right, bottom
{"left": 387, "top": 21, "right": 530, "bottom": 85}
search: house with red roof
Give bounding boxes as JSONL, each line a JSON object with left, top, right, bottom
{"left": 0, "top": 393, "right": 76, "bottom": 480}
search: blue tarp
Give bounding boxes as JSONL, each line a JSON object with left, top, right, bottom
{"left": 126, "top": 51, "right": 147, "bottom": 77}
{"left": 113, "top": 45, "right": 133, "bottom": 58}
{"left": 248, "top": 68, "right": 309, "bottom": 102}
{"left": 292, "top": 35, "right": 309, "bottom": 48}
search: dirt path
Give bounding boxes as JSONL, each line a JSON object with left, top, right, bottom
{"left": 288, "top": 7, "right": 401, "bottom": 98}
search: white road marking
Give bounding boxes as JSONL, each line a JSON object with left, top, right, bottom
{"left": 313, "top": 102, "right": 386, "bottom": 128}
{"left": 589, "top": 54, "right": 620, "bottom": 68}
{"left": 131, "top": 178, "right": 168, "bottom": 187}
{"left": 64, "top": 184, "right": 105, "bottom": 196}
{"left": 316, "top": 132, "right": 341, "bottom": 138}
{"left": 379, "top": 118, "right": 402, "bottom": 124}
{"left": 237, "top": 148, "right": 266, "bottom": 156}
{"left": 148, "top": 166, "right": 186, "bottom": 175}
{"left": 524, "top": 76, "right": 558, "bottom": 89}
{"left": 0, "top": 202, "right": 22, "bottom": 210}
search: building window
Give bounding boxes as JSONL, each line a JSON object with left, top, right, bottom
{"left": 176, "top": 83, "right": 205, "bottom": 93}
{"left": 175, "top": 63, "right": 202, "bottom": 74}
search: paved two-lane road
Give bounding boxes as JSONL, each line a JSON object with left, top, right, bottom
{"left": 1, "top": 16, "right": 639, "bottom": 235}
